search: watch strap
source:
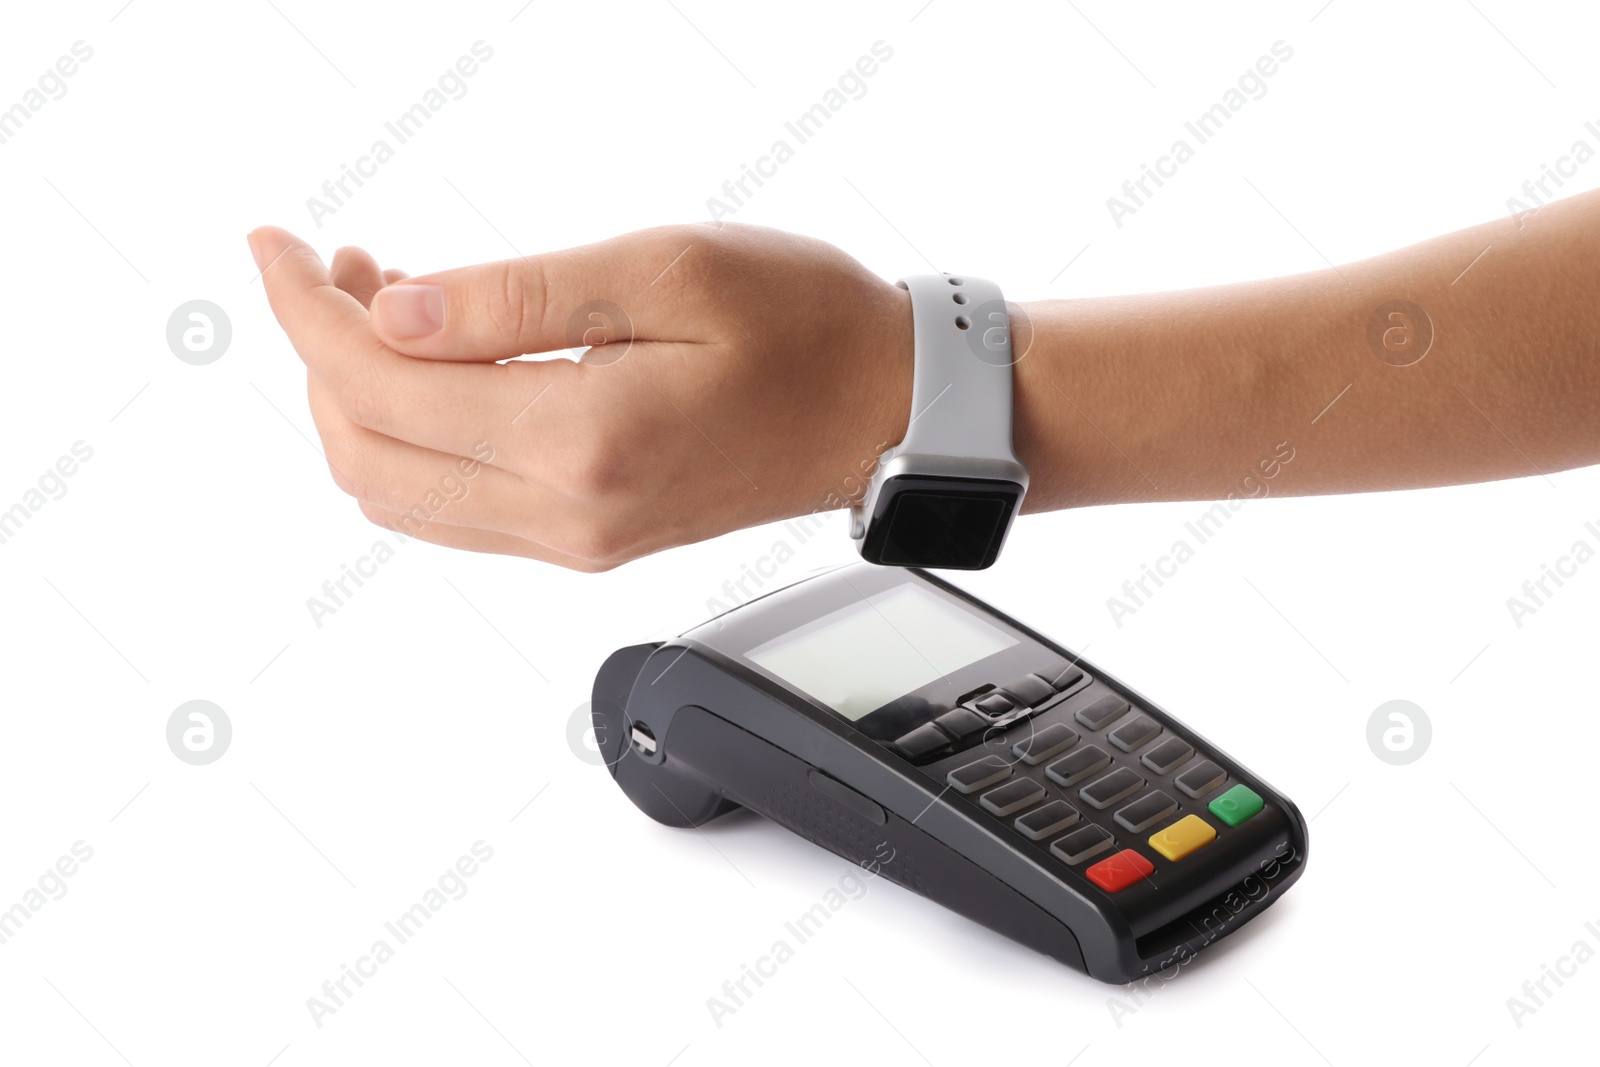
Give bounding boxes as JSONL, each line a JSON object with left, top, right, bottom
{"left": 892, "top": 273, "right": 1018, "bottom": 465}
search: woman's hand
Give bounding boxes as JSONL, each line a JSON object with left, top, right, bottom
{"left": 250, "top": 222, "right": 912, "bottom": 571}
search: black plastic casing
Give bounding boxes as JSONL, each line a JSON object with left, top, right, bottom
{"left": 590, "top": 565, "right": 1308, "bottom": 984}
{"left": 857, "top": 475, "right": 1024, "bottom": 570}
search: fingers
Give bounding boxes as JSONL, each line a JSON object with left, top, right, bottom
{"left": 382, "top": 268, "right": 408, "bottom": 284}
{"left": 367, "top": 224, "right": 722, "bottom": 362}
{"left": 354, "top": 500, "right": 614, "bottom": 571}
{"left": 306, "top": 373, "right": 538, "bottom": 540}
{"left": 307, "top": 373, "right": 638, "bottom": 562}
{"left": 252, "top": 225, "right": 573, "bottom": 459}
{"left": 330, "top": 246, "right": 386, "bottom": 309}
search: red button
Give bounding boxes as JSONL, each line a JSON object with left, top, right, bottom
{"left": 1086, "top": 849, "right": 1155, "bottom": 892}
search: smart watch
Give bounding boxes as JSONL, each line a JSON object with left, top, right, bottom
{"left": 851, "top": 274, "right": 1027, "bottom": 570}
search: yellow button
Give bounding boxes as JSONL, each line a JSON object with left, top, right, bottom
{"left": 1148, "top": 814, "right": 1217, "bottom": 861}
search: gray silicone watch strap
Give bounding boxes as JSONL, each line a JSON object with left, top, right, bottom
{"left": 894, "top": 273, "right": 1019, "bottom": 462}
{"left": 849, "top": 273, "right": 1028, "bottom": 547}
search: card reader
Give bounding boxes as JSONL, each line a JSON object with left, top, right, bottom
{"left": 590, "top": 564, "right": 1307, "bottom": 983}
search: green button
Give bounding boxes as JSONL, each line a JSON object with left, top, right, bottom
{"left": 1208, "top": 784, "right": 1264, "bottom": 826}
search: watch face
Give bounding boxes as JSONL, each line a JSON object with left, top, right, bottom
{"left": 860, "top": 476, "right": 1023, "bottom": 570}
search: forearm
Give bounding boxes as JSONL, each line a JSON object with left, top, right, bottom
{"left": 1012, "top": 189, "right": 1600, "bottom": 511}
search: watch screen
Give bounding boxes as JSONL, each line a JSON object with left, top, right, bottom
{"left": 879, "top": 491, "right": 1009, "bottom": 569}
{"left": 744, "top": 583, "right": 1018, "bottom": 720}
{"left": 861, "top": 478, "right": 1023, "bottom": 570}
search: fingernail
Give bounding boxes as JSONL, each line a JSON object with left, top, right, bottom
{"left": 373, "top": 284, "right": 445, "bottom": 339}
{"left": 247, "top": 229, "right": 266, "bottom": 271}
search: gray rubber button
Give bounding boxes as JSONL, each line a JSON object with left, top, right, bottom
{"left": 947, "top": 755, "right": 1011, "bottom": 794}
{"left": 1014, "top": 800, "right": 1080, "bottom": 840}
{"left": 1079, "top": 767, "right": 1146, "bottom": 810}
{"left": 1174, "top": 759, "right": 1227, "bottom": 799}
{"left": 1114, "top": 790, "right": 1179, "bottom": 833}
{"left": 1141, "top": 737, "right": 1194, "bottom": 774}
{"left": 1045, "top": 744, "right": 1111, "bottom": 788}
{"left": 979, "top": 777, "right": 1046, "bottom": 816}
{"left": 1051, "top": 823, "right": 1115, "bottom": 864}
{"left": 1075, "top": 695, "right": 1130, "bottom": 731}
{"left": 1012, "top": 722, "right": 1079, "bottom": 765}
{"left": 1108, "top": 716, "right": 1162, "bottom": 753}
{"left": 1005, "top": 674, "right": 1056, "bottom": 707}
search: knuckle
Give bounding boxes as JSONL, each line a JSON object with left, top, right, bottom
{"left": 325, "top": 457, "right": 362, "bottom": 501}
{"left": 331, "top": 364, "right": 390, "bottom": 431}
{"left": 321, "top": 434, "right": 367, "bottom": 500}
{"left": 561, "top": 519, "right": 632, "bottom": 567}
{"left": 557, "top": 435, "right": 626, "bottom": 499}
{"left": 356, "top": 499, "right": 393, "bottom": 530}
{"left": 324, "top": 434, "right": 399, "bottom": 512}
{"left": 662, "top": 219, "right": 748, "bottom": 251}
{"left": 636, "top": 222, "right": 708, "bottom": 256}
{"left": 635, "top": 224, "right": 743, "bottom": 301}
{"left": 481, "top": 260, "right": 542, "bottom": 347}
{"left": 331, "top": 451, "right": 380, "bottom": 505}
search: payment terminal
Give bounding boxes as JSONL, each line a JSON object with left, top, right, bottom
{"left": 590, "top": 564, "right": 1307, "bottom": 983}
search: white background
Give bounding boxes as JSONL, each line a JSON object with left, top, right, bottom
{"left": 3, "top": 1, "right": 1598, "bottom": 1064}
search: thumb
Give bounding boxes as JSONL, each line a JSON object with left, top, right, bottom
{"left": 368, "top": 226, "right": 714, "bottom": 362}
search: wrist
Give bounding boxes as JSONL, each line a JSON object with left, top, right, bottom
{"left": 1010, "top": 297, "right": 1117, "bottom": 513}
{"left": 856, "top": 282, "right": 915, "bottom": 499}
{"left": 812, "top": 280, "right": 912, "bottom": 515}
{"left": 851, "top": 274, "right": 1026, "bottom": 569}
